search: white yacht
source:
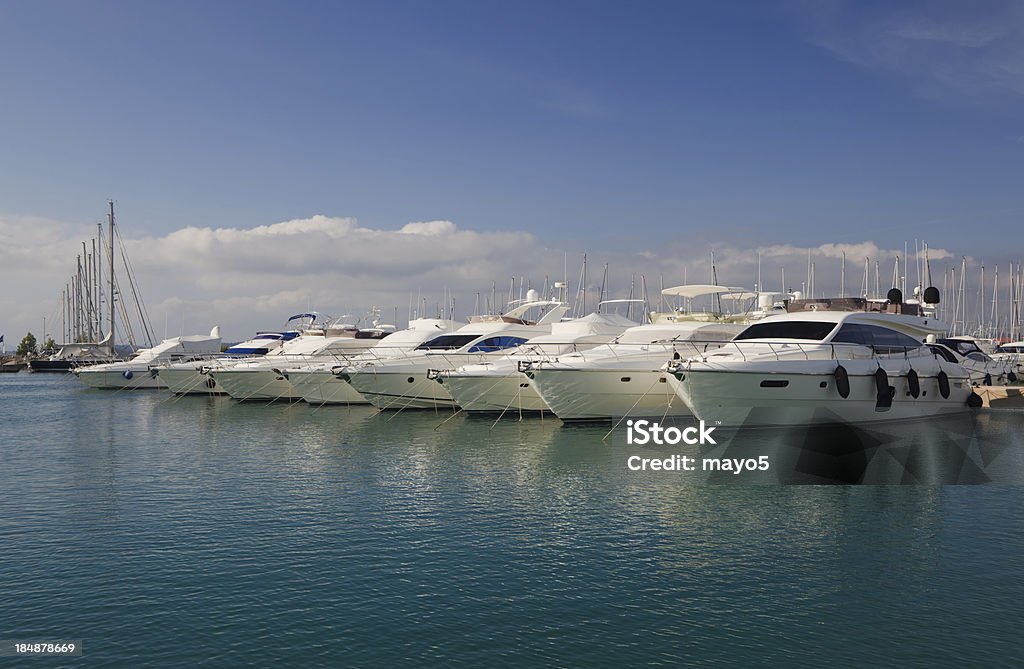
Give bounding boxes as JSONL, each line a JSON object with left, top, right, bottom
{"left": 436, "top": 311, "right": 638, "bottom": 414}
{"left": 156, "top": 331, "right": 299, "bottom": 395}
{"left": 211, "top": 320, "right": 393, "bottom": 401}
{"left": 524, "top": 285, "right": 755, "bottom": 421}
{"left": 343, "top": 297, "right": 569, "bottom": 410}
{"left": 285, "top": 318, "right": 466, "bottom": 405}
{"left": 992, "top": 341, "right": 1024, "bottom": 375}
{"left": 526, "top": 320, "right": 743, "bottom": 421}
{"left": 926, "top": 336, "right": 1018, "bottom": 386}
{"left": 76, "top": 327, "right": 222, "bottom": 390}
{"left": 665, "top": 292, "right": 978, "bottom": 428}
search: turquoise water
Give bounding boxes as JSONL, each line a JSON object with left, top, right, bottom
{"left": 2, "top": 373, "right": 1023, "bottom": 667}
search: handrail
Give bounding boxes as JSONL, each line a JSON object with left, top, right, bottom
{"left": 663, "top": 339, "right": 944, "bottom": 367}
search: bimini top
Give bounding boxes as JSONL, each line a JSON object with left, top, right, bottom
{"left": 661, "top": 284, "right": 745, "bottom": 299}
{"left": 128, "top": 326, "right": 223, "bottom": 363}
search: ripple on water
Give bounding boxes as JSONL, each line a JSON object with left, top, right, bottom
{"left": 0, "top": 374, "right": 1022, "bottom": 667}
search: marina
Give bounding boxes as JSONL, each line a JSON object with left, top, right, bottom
{"left": 4, "top": 2, "right": 1024, "bottom": 665}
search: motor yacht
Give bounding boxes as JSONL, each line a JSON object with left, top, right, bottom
{"left": 156, "top": 331, "right": 300, "bottom": 395}
{"left": 524, "top": 285, "right": 757, "bottom": 421}
{"left": 285, "top": 318, "right": 466, "bottom": 405}
{"left": 75, "top": 327, "right": 222, "bottom": 390}
{"left": 436, "top": 311, "right": 638, "bottom": 414}
{"left": 991, "top": 341, "right": 1024, "bottom": 375}
{"left": 342, "top": 297, "right": 569, "bottom": 410}
{"left": 926, "top": 336, "right": 1018, "bottom": 386}
{"left": 665, "top": 291, "right": 978, "bottom": 428}
{"left": 211, "top": 319, "right": 393, "bottom": 401}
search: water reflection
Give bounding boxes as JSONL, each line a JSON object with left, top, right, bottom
{"left": 605, "top": 411, "right": 1024, "bottom": 484}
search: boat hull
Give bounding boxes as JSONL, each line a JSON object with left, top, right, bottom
{"left": 439, "top": 371, "right": 549, "bottom": 413}
{"left": 668, "top": 359, "right": 974, "bottom": 428}
{"left": 211, "top": 368, "right": 301, "bottom": 401}
{"left": 76, "top": 367, "right": 166, "bottom": 390}
{"left": 529, "top": 367, "right": 691, "bottom": 421}
{"left": 287, "top": 368, "right": 368, "bottom": 405}
{"left": 28, "top": 358, "right": 111, "bottom": 373}
{"left": 157, "top": 366, "right": 226, "bottom": 395}
{"left": 346, "top": 369, "right": 457, "bottom": 410}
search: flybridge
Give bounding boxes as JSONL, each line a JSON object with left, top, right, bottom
{"left": 785, "top": 287, "right": 941, "bottom": 317}
{"left": 468, "top": 299, "right": 569, "bottom": 326}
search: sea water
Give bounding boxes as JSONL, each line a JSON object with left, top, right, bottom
{"left": 1, "top": 372, "right": 1023, "bottom": 667}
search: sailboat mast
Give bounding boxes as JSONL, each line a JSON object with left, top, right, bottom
{"left": 108, "top": 200, "right": 115, "bottom": 349}
{"left": 841, "top": 251, "right": 846, "bottom": 298}
{"left": 992, "top": 267, "right": 999, "bottom": 339}
{"left": 94, "top": 231, "right": 101, "bottom": 337}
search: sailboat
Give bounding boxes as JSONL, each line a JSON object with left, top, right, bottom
{"left": 30, "top": 201, "right": 153, "bottom": 373}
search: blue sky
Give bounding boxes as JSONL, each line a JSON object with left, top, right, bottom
{"left": 1, "top": 1, "right": 1023, "bottom": 339}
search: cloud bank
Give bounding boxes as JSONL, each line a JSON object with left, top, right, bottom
{"left": 0, "top": 212, "right": 1004, "bottom": 345}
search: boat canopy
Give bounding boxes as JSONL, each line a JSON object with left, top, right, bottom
{"left": 661, "top": 284, "right": 744, "bottom": 299}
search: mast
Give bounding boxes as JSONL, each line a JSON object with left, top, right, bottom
{"left": 108, "top": 200, "right": 115, "bottom": 350}
{"left": 712, "top": 251, "right": 722, "bottom": 313}
{"left": 980, "top": 265, "right": 985, "bottom": 337}
{"left": 841, "top": 251, "right": 846, "bottom": 298}
{"left": 94, "top": 230, "right": 101, "bottom": 337}
{"left": 75, "top": 255, "right": 82, "bottom": 341}
{"left": 992, "top": 266, "right": 999, "bottom": 339}
{"left": 756, "top": 252, "right": 761, "bottom": 297}
{"left": 82, "top": 241, "right": 93, "bottom": 341}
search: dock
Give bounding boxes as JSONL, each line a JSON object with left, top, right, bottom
{"left": 977, "top": 386, "right": 1024, "bottom": 409}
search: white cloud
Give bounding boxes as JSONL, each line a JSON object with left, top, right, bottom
{"left": 0, "top": 212, "right": 1003, "bottom": 346}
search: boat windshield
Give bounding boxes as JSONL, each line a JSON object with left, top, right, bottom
{"left": 415, "top": 334, "right": 480, "bottom": 351}
{"left": 940, "top": 339, "right": 983, "bottom": 356}
{"left": 832, "top": 324, "right": 923, "bottom": 349}
{"left": 734, "top": 321, "right": 837, "bottom": 341}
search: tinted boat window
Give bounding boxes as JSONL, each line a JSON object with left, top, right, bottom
{"left": 939, "top": 339, "right": 981, "bottom": 355}
{"left": 831, "top": 324, "right": 870, "bottom": 345}
{"left": 415, "top": 334, "right": 480, "bottom": 350}
{"left": 867, "top": 326, "right": 922, "bottom": 349}
{"left": 834, "top": 323, "right": 922, "bottom": 350}
{"left": 734, "top": 321, "right": 836, "bottom": 341}
{"left": 468, "top": 336, "right": 530, "bottom": 353}
{"left": 927, "top": 345, "right": 958, "bottom": 363}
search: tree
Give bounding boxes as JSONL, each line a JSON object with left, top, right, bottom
{"left": 42, "top": 337, "right": 57, "bottom": 351}
{"left": 16, "top": 332, "right": 38, "bottom": 357}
